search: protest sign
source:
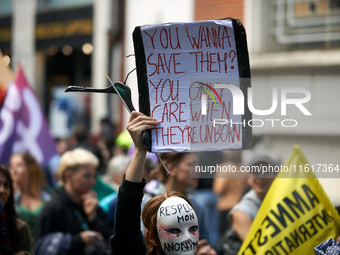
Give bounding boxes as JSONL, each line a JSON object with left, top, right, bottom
{"left": 133, "top": 18, "right": 251, "bottom": 152}
{"left": 0, "top": 67, "right": 58, "bottom": 167}
{"left": 238, "top": 145, "right": 340, "bottom": 255}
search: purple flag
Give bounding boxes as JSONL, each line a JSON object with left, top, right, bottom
{"left": 0, "top": 67, "right": 58, "bottom": 167}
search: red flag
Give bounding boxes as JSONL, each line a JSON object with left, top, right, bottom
{"left": 0, "top": 84, "right": 7, "bottom": 109}
{"left": 0, "top": 67, "right": 58, "bottom": 167}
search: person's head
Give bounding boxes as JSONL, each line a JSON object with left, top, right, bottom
{"left": 0, "top": 165, "right": 21, "bottom": 244}
{"left": 55, "top": 138, "right": 69, "bottom": 155}
{"left": 143, "top": 157, "right": 156, "bottom": 182}
{"left": 9, "top": 152, "right": 47, "bottom": 197}
{"left": 246, "top": 155, "right": 279, "bottom": 200}
{"left": 57, "top": 148, "right": 98, "bottom": 197}
{"left": 105, "top": 155, "right": 130, "bottom": 186}
{"left": 127, "top": 144, "right": 157, "bottom": 182}
{"left": 113, "top": 130, "right": 133, "bottom": 156}
{"left": 142, "top": 191, "right": 199, "bottom": 255}
{"left": 71, "top": 123, "right": 89, "bottom": 144}
{"left": 99, "top": 117, "right": 115, "bottom": 142}
{"left": 156, "top": 153, "right": 199, "bottom": 191}
{"left": 0, "top": 165, "right": 14, "bottom": 209}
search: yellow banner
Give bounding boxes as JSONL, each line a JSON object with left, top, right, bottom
{"left": 239, "top": 145, "right": 340, "bottom": 255}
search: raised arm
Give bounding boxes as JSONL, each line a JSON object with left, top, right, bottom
{"left": 111, "top": 111, "right": 159, "bottom": 255}
{"left": 231, "top": 210, "right": 253, "bottom": 241}
{"left": 125, "top": 111, "right": 159, "bottom": 182}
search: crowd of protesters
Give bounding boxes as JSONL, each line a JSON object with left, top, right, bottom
{"left": 1, "top": 113, "right": 338, "bottom": 255}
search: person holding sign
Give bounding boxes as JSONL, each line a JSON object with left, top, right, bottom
{"left": 141, "top": 152, "right": 211, "bottom": 244}
{"left": 111, "top": 111, "right": 216, "bottom": 255}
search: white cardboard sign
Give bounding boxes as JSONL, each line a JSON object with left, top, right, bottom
{"left": 133, "top": 19, "right": 251, "bottom": 152}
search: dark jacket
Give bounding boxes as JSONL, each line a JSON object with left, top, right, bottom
{"left": 36, "top": 187, "right": 112, "bottom": 255}
{"left": 111, "top": 176, "right": 166, "bottom": 255}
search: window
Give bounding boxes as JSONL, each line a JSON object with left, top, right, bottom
{"left": 273, "top": 0, "right": 340, "bottom": 47}
{"left": 0, "top": 0, "right": 12, "bottom": 17}
{"left": 37, "top": 0, "right": 93, "bottom": 11}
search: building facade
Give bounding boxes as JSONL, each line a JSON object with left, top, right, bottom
{"left": 0, "top": 0, "right": 120, "bottom": 136}
{"left": 195, "top": 0, "right": 340, "bottom": 204}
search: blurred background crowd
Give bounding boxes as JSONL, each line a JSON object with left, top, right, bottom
{"left": 1, "top": 117, "right": 286, "bottom": 254}
{"left": 1, "top": 0, "right": 339, "bottom": 202}
{"left": 0, "top": 0, "right": 340, "bottom": 254}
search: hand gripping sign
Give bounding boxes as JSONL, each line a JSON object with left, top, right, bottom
{"left": 133, "top": 18, "right": 252, "bottom": 152}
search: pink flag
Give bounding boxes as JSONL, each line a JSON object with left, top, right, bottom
{"left": 0, "top": 67, "right": 57, "bottom": 167}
